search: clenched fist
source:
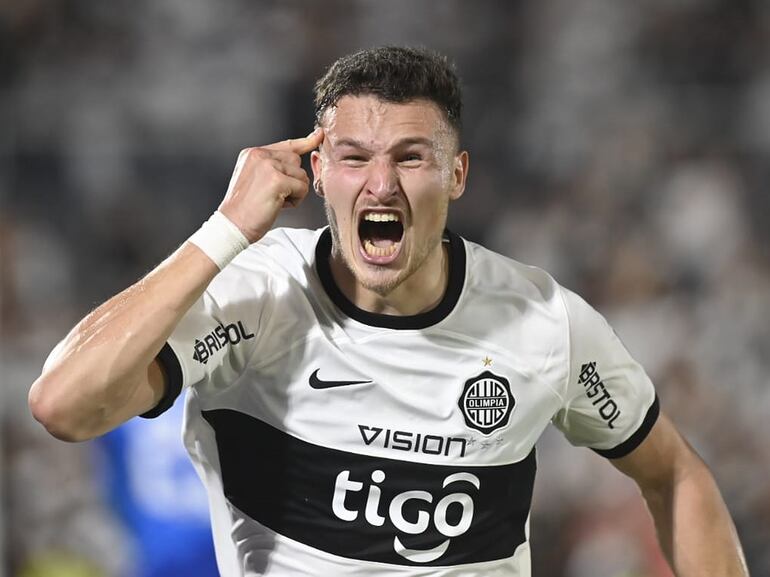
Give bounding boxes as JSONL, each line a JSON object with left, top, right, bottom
{"left": 218, "top": 128, "right": 324, "bottom": 243}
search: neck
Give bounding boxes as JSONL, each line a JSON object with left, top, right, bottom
{"left": 330, "top": 242, "right": 449, "bottom": 317}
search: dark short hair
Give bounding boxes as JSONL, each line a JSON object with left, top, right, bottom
{"left": 314, "top": 46, "right": 462, "bottom": 133}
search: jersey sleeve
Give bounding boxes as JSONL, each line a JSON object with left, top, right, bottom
{"left": 551, "top": 287, "right": 659, "bottom": 458}
{"left": 141, "top": 266, "right": 269, "bottom": 419}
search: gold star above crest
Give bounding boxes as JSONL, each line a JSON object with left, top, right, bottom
{"left": 482, "top": 356, "right": 493, "bottom": 367}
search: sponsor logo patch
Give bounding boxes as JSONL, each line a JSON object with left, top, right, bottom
{"left": 332, "top": 469, "right": 480, "bottom": 563}
{"left": 192, "top": 320, "right": 254, "bottom": 364}
{"left": 577, "top": 361, "right": 621, "bottom": 428}
{"left": 309, "top": 369, "right": 373, "bottom": 389}
{"left": 358, "top": 425, "right": 467, "bottom": 458}
{"left": 458, "top": 371, "right": 514, "bottom": 435}
{"left": 202, "top": 408, "right": 536, "bottom": 566}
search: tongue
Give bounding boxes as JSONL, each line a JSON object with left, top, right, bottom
{"left": 370, "top": 237, "right": 396, "bottom": 248}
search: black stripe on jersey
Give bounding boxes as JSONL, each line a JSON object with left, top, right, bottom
{"left": 203, "top": 409, "right": 536, "bottom": 566}
{"left": 140, "top": 343, "right": 184, "bottom": 419}
{"left": 593, "top": 395, "right": 660, "bottom": 459}
{"left": 315, "top": 228, "right": 467, "bottom": 330}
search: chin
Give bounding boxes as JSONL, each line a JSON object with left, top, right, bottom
{"left": 353, "top": 266, "right": 406, "bottom": 296}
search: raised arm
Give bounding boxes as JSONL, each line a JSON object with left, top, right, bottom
{"left": 29, "top": 129, "right": 323, "bottom": 442}
{"left": 611, "top": 412, "right": 749, "bottom": 576}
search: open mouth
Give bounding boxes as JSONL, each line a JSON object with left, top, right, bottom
{"left": 358, "top": 211, "right": 404, "bottom": 261}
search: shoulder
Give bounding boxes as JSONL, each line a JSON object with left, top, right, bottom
{"left": 462, "top": 237, "right": 563, "bottom": 307}
{"left": 441, "top": 237, "right": 574, "bottom": 403}
{"left": 238, "top": 226, "right": 322, "bottom": 267}
{"left": 205, "top": 227, "right": 323, "bottom": 295}
{"left": 451, "top": 237, "right": 572, "bottom": 367}
{"left": 467, "top": 242, "right": 620, "bottom": 377}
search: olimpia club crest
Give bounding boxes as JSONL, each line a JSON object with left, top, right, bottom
{"left": 458, "top": 371, "right": 515, "bottom": 435}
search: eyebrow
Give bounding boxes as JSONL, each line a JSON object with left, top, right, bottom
{"left": 331, "top": 136, "right": 436, "bottom": 152}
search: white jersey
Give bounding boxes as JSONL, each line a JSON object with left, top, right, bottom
{"left": 146, "top": 227, "right": 658, "bottom": 576}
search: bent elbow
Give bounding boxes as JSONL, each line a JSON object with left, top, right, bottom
{"left": 28, "top": 379, "right": 98, "bottom": 443}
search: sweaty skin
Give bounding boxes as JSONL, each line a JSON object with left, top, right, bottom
{"left": 28, "top": 130, "right": 323, "bottom": 441}
{"left": 27, "top": 88, "right": 748, "bottom": 577}
{"left": 311, "top": 95, "right": 468, "bottom": 316}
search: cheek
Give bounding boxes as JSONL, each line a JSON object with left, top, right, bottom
{"left": 323, "top": 168, "right": 361, "bottom": 209}
{"left": 326, "top": 199, "right": 354, "bottom": 231}
{"left": 323, "top": 192, "right": 356, "bottom": 238}
{"left": 324, "top": 163, "right": 367, "bottom": 189}
{"left": 404, "top": 174, "right": 449, "bottom": 222}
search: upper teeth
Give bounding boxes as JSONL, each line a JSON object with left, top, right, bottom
{"left": 364, "top": 213, "right": 400, "bottom": 222}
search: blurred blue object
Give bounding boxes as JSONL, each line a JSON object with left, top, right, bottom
{"left": 95, "top": 399, "right": 218, "bottom": 577}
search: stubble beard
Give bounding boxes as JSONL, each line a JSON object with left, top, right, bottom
{"left": 324, "top": 199, "right": 446, "bottom": 298}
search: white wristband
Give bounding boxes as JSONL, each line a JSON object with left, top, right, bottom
{"left": 188, "top": 211, "right": 250, "bottom": 270}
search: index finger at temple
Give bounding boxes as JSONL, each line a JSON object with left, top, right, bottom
{"left": 267, "top": 128, "right": 324, "bottom": 154}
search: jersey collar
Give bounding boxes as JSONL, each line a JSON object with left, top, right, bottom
{"left": 314, "top": 228, "right": 466, "bottom": 330}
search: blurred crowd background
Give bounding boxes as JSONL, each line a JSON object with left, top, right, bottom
{"left": 2, "top": 1, "right": 769, "bottom": 576}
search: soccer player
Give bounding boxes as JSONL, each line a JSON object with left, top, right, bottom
{"left": 30, "top": 47, "right": 748, "bottom": 576}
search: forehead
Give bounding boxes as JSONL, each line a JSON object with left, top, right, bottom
{"left": 322, "top": 95, "right": 453, "bottom": 146}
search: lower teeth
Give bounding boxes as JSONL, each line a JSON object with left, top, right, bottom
{"left": 364, "top": 239, "right": 398, "bottom": 257}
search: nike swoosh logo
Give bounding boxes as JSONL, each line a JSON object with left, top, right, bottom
{"left": 309, "top": 368, "right": 373, "bottom": 389}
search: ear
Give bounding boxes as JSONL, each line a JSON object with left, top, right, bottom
{"left": 449, "top": 150, "right": 469, "bottom": 201}
{"left": 310, "top": 150, "right": 324, "bottom": 197}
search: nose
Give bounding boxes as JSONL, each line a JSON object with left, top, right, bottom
{"left": 365, "top": 159, "right": 400, "bottom": 202}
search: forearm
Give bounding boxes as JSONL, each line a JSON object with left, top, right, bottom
{"left": 29, "top": 242, "right": 219, "bottom": 441}
{"left": 30, "top": 131, "right": 322, "bottom": 441}
{"left": 642, "top": 453, "right": 749, "bottom": 577}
